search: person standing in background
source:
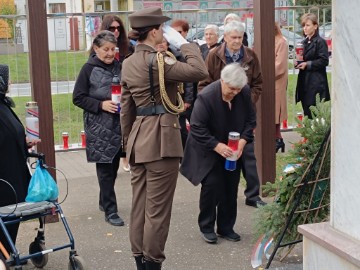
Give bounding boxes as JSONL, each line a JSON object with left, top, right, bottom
{"left": 99, "top": 14, "right": 131, "bottom": 171}
{"left": 198, "top": 20, "right": 265, "bottom": 208}
{"left": 200, "top": 24, "right": 220, "bottom": 60}
{"left": 73, "top": 31, "right": 124, "bottom": 227}
{"left": 170, "top": 19, "right": 196, "bottom": 150}
{"left": 0, "top": 64, "right": 39, "bottom": 258}
{"left": 295, "top": 13, "right": 330, "bottom": 119}
{"left": 274, "top": 22, "right": 288, "bottom": 153}
{"left": 120, "top": 7, "right": 208, "bottom": 270}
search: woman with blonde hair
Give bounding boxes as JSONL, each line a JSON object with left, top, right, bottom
{"left": 274, "top": 22, "right": 288, "bottom": 153}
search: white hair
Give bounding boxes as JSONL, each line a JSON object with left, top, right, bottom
{"left": 221, "top": 63, "right": 248, "bottom": 89}
{"left": 224, "top": 13, "right": 241, "bottom": 25}
{"left": 204, "top": 24, "right": 219, "bottom": 36}
{"left": 223, "top": 21, "right": 245, "bottom": 35}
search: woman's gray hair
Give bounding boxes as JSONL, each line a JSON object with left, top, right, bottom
{"left": 224, "top": 13, "right": 241, "bottom": 25}
{"left": 220, "top": 63, "right": 248, "bottom": 89}
{"left": 204, "top": 24, "right": 219, "bottom": 36}
{"left": 223, "top": 21, "right": 245, "bottom": 35}
{"left": 92, "top": 30, "right": 117, "bottom": 48}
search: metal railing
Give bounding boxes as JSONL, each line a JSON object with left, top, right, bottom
{"left": 0, "top": 5, "right": 331, "bottom": 148}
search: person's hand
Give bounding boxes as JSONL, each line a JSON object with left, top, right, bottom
{"left": 236, "top": 139, "right": 247, "bottom": 160}
{"left": 214, "top": 143, "right": 234, "bottom": 158}
{"left": 184, "top": 103, "right": 191, "bottom": 110}
{"left": 296, "top": 61, "right": 307, "bottom": 70}
{"left": 101, "top": 100, "right": 118, "bottom": 113}
{"left": 163, "top": 25, "right": 189, "bottom": 49}
{"left": 26, "top": 138, "right": 41, "bottom": 148}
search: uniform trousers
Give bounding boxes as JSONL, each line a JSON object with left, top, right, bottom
{"left": 241, "top": 142, "right": 261, "bottom": 202}
{"left": 129, "top": 157, "right": 180, "bottom": 263}
{"left": 96, "top": 149, "right": 121, "bottom": 216}
{"left": 198, "top": 157, "right": 241, "bottom": 235}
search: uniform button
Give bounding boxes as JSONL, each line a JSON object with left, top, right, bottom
{"left": 173, "top": 123, "right": 177, "bottom": 128}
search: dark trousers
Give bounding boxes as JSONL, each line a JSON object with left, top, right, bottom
{"left": 96, "top": 150, "right": 121, "bottom": 216}
{"left": 129, "top": 158, "right": 180, "bottom": 263}
{"left": 179, "top": 108, "right": 192, "bottom": 150}
{"left": 241, "top": 142, "right": 261, "bottom": 202}
{"left": 198, "top": 159, "right": 241, "bottom": 234}
{"left": 301, "top": 101, "right": 313, "bottom": 119}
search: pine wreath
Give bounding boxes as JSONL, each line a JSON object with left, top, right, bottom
{"left": 254, "top": 95, "right": 331, "bottom": 261}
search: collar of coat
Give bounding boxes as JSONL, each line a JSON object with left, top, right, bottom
{"left": 214, "top": 42, "right": 254, "bottom": 65}
{"left": 134, "top": 43, "right": 157, "bottom": 53}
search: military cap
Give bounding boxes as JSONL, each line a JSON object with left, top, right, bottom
{"left": 129, "top": 7, "right": 171, "bottom": 29}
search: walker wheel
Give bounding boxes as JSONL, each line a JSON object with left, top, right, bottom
{"left": 29, "top": 241, "right": 48, "bottom": 268}
{"left": 68, "top": 255, "right": 87, "bottom": 270}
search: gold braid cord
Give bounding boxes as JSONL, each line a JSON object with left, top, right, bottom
{"left": 156, "top": 51, "right": 185, "bottom": 115}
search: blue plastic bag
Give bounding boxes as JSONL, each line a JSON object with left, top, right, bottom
{"left": 25, "top": 161, "right": 59, "bottom": 202}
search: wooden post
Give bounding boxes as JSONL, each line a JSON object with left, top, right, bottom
{"left": 26, "top": 0, "right": 58, "bottom": 222}
{"left": 253, "top": 0, "right": 276, "bottom": 187}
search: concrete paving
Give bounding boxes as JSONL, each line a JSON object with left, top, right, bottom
{"left": 14, "top": 132, "right": 303, "bottom": 270}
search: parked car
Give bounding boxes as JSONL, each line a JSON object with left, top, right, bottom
{"left": 280, "top": 28, "right": 303, "bottom": 59}
{"left": 186, "top": 28, "right": 206, "bottom": 45}
{"left": 319, "top": 22, "right": 332, "bottom": 38}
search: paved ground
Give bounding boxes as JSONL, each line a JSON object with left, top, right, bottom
{"left": 13, "top": 132, "right": 303, "bottom": 270}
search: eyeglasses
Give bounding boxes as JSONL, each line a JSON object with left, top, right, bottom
{"left": 108, "top": 26, "right": 121, "bottom": 32}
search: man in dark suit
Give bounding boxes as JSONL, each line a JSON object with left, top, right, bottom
{"left": 180, "top": 63, "right": 256, "bottom": 244}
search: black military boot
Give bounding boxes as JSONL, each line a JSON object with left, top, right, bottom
{"left": 135, "top": 255, "right": 145, "bottom": 270}
{"left": 144, "top": 259, "right": 161, "bottom": 270}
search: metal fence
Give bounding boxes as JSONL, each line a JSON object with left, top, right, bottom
{"left": 0, "top": 5, "right": 331, "bottom": 148}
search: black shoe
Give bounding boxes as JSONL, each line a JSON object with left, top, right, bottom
{"left": 245, "top": 199, "right": 267, "bottom": 208}
{"left": 105, "top": 213, "right": 124, "bottom": 226}
{"left": 135, "top": 255, "right": 145, "bottom": 270}
{"left": 201, "top": 232, "right": 218, "bottom": 244}
{"left": 144, "top": 259, "right": 162, "bottom": 270}
{"left": 217, "top": 231, "right": 241, "bottom": 242}
{"left": 99, "top": 205, "right": 104, "bottom": 212}
{"left": 276, "top": 138, "right": 285, "bottom": 153}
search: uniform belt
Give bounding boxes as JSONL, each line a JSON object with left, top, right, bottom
{"left": 136, "top": 104, "right": 167, "bottom": 116}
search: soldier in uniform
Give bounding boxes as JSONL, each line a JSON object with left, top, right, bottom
{"left": 120, "top": 7, "right": 208, "bottom": 270}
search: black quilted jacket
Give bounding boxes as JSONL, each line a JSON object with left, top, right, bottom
{"left": 73, "top": 55, "right": 121, "bottom": 163}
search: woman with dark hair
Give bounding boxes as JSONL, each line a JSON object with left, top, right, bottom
{"left": 120, "top": 7, "right": 207, "bottom": 270}
{"left": 73, "top": 30, "right": 124, "bottom": 227}
{"left": 295, "top": 13, "right": 330, "bottom": 119}
{"left": 100, "top": 14, "right": 130, "bottom": 61}
{"left": 99, "top": 14, "right": 131, "bottom": 171}
{"left": 274, "top": 22, "right": 288, "bottom": 153}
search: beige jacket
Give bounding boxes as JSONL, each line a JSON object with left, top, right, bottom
{"left": 275, "top": 36, "right": 288, "bottom": 123}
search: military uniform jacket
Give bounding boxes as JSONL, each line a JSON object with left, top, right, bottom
{"left": 120, "top": 43, "right": 208, "bottom": 163}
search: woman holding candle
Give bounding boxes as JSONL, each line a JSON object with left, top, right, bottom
{"left": 73, "top": 31, "right": 124, "bottom": 226}
{"left": 180, "top": 63, "right": 256, "bottom": 244}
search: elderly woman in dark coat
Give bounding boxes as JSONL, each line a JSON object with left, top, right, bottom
{"left": 180, "top": 63, "right": 256, "bottom": 244}
{"left": 73, "top": 31, "right": 124, "bottom": 227}
{"left": 295, "top": 13, "right": 330, "bottom": 118}
{"left": 0, "top": 64, "right": 34, "bottom": 255}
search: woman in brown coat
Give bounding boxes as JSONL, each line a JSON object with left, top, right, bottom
{"left": 275, "top": 23, "right": 288, "bottom": 153}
